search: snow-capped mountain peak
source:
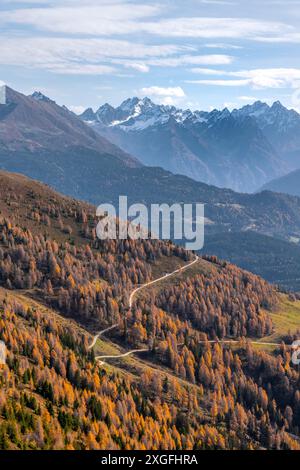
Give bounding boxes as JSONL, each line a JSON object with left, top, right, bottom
{"left": 80, "top": 107, "right": 96, "bottom": 122}
{"left": 31, "top": 91, "right": 54, "bottom": 104}
{"left": 78, "top": 96, "right": 300, "bottom": 194}
{"left": 231, "top": 100, "right": 300, "bottom": 132}
{"left": 90, "top": 97, "right": 175, "bottom": 130}
{"left": 81, "top": 97, "right": 217, "bottom": 131}
{"left": 80, "top": 97, "right": 300, "bottom": 135}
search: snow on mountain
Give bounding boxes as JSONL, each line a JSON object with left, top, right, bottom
{"left": 31, "top": 91, "right": 55, "bottom": 104}
{"left": 82, "top": 97, "right": 299, "bottom": 133}
{"left": 79, "top": 97, "right": 300, "bottom": 193}
{"left": 82, "top": 97, "right": 212, "bottom": 132}
{"left": 233, "top": 100, "right": 300, "bottom": 130}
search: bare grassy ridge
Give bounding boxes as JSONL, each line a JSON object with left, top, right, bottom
{"left": 258, "top": 294, "right": 300, "bottom": 346}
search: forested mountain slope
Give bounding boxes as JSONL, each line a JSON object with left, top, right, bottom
{"left": 1, "top": 171, "right": 300, "bottom": 450}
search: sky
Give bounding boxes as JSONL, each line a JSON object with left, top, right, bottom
{"left": 1, "top": 0, "right": 300, "bottom": 113}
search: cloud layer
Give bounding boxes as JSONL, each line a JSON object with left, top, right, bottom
{"left": 140, "top": 86, "right": 186, "bottom": 105}
{"left": 1, "top": 0, "right": 300, "bottom": 111}
{"left": 188, "top": 68, "right": 300, "bottom": 89}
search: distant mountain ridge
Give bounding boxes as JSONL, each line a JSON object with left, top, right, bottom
{"left": 0, "top": 86, "right": 138, "bottom": 166}
{"left": 80, "top": 97, "right": 300, "bottom": 193}
{"left": 0, "top": 86, "right": 142, "bottom": 198}
{"left": 261, "top": 169, "right": 300, "bottom": 197}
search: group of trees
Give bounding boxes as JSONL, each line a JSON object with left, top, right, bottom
{"left": 0, "top": 216, "right": 188, "bottom": 327}
{"left": 122, "top": 258, "right": 276, "bottom": 382}
{"left": 0, "top": 296, "right": 237, "bottom": 450}
{"left": 1, "top": 177, "right": 300, "bottom": 450}
{"left": 0, "top": 296, "right": 299, "bottom": 450}
{"left": 155, "top": 261, "right": 275, "bottom": 339}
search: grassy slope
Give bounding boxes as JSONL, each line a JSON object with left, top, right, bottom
{"left": 260, "top": 294, "right": 300, "bottom": 342}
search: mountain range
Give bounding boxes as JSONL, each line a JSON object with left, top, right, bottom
{"left": 80, "top": 97, "right": 300, "bottom": 193}
{"left": 1, "top": 86, "right": 300, "bottom": 289}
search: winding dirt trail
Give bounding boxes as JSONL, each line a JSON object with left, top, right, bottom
{"left": 88, "top": 324, "right": 118, "bottom": 350}
{"left": 89, "top": 255, "right": 200, "bottom": 363}
{"left": 95, "top": 349, "right": 149, "bottom": 365}
{"left": 89, "top": 254, "right": 286, "bottom": 364}
{"left": 129, "top": 255, "right": 199, "bottom": 308}
{"left": 198, "top": 339, "right": 282, "bottom": 346}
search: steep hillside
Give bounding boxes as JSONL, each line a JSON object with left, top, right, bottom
{"left": 2, "top": 288, "right": 300, "bottom": 450}
{"left": 261, "top": 169, "right": 300, "bottom": 198}
{"left": 0, "top": 87, "right": 137, "bottom": 165}
{"left": 0, "top": 87, "right": 140, "bottom": 200}
{"left": 0, "top": 289, "right": 211, "bottom": 450}
{"left": 233, "top": 101, "right": 300, "bottom": 172}
{"left": 0, "top": 170, "right": 278, "bottom": 345}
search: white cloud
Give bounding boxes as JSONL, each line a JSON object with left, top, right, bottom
{"left": 0, "top": 34, "right": 233, "bottom": 77}
{"left": 112, "top": 55, "right": 233, "bottom": 71}
{"left": 255, "top": 33, "right": 300, "bottom": 43}
{"left": 238, "top": 96, "right": 260, "bottom": 102}
{"left": 0, "top": 4, "right": 297, "bottom": 45}
{"left": 204, "top": 43, "right": 243, "bottom": 49}
{"left": 187, "top": 68, "right": 300, "bottom": 89}
{"left": 125, "top": 63, "right": 150, "bottom": 73}
{"left": 0, "top": 3, "right": 161, "bottom": 35}
{"left": 0, "top": 37, "right": 184, "bottom": 75}
{"left": 141, "top": 86, "right": 186, "bottom": 98}
{"left": 198, "top": 0, "right": 237, "bottom": 4}
{"left": 142, "top": 17, "right": 292, "bottom": 41}
{"left": 237, "top": 96, "right": 273, "bottom": 105}
{"left": 145, "top": 54, "right": 233, "bottom": 67}
{"left": 187, "top": 79, "right": 250, "bottom": 86}
{"left": 223, "top": 101, "right": 237, "bottom": 109}
{"left": 291, "top": 88, "right": 300, "bottom": 111}
{"left": 190, "top": 68, "right": 228, "bottom": 75}
{"left": 53, "top": 64, "right": 116, "bottom": 75}
{"left": 159, "top": 97, "right": 179, "bottom": 106}
{"left": 68, "top": 105, "right": 86, "bottom": 114}
{"left": 140, "top": 86, "right": 186, "bottom": 106}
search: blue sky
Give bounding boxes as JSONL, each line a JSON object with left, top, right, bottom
{"left": 1, "top": 0, "right": 300, "bottom": 113}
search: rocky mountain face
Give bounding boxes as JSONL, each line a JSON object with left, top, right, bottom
{"left": 80, "top": 97, "right": 300, "bottom": 193}
{"left": 233, "top": 100, "right": 300, "bottom": 171}
{"left": 0, "top": 87, "right": 138, "bottom": 165}
{"left": 0, "top": 86, "right": 141, "bottom": 198}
